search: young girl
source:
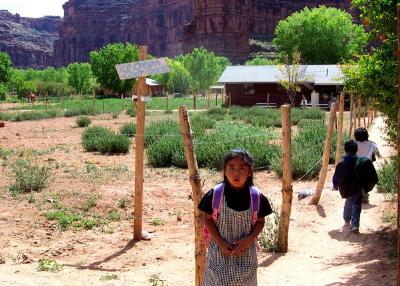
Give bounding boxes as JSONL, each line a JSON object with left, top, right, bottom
{"left": 198, "top": 148, "right": 273, "bottom": 286}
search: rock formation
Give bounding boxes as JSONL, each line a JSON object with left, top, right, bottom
{"left": 0, "top": 10, "right": 61, "bottom": 68}
{"left": 54, "top": 0, "right": 193, "bottom": 66}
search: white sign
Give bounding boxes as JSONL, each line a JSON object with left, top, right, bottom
{"left": 115, "top": 58, "right": 169, "bottom": 80}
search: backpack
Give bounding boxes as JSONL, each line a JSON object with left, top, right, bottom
{"left": 203, "top": 183, "right": 261, "bottom": 248}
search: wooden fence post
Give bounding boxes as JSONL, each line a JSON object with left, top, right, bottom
{"left": 335, "top": 93, "right": 345, "bottom": 167}
{"left": 133, "top": 46, "right": 147, "bottom": 241}
{"left": 278, "top": 105, "right": 293, "bottom": 252}
{"left": 178, "top": 105, "right": 206, "bottom": 286}
{"left": 396, "top": 5, "right": 400, "bottom": 286}
{"left": 357, "top": 98, "right": 361, "bottom": 128}
{"left": 348, "top": 93, "right": 354, "bottom": 138}
{"left": 310, "top": 102, "right": 337, "bottom": 205}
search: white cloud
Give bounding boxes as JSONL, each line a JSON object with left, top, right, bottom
{"left": 0, "top": 0, "right": 66, "bottom": 18}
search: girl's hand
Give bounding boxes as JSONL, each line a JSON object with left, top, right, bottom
{"left": 232, "top": 237, "right": 252, "bottom": 256}
{"left": 218, "top": 240, "right": 235, "bottom": 256}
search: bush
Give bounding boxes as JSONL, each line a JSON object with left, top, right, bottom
{"left": 259, "top": 202, "right": 281, "bottom": 252}
{"left": 82, "top": 126, "right": 113, "bottom": 152}
{"left": 126, "top": 107, "right": 136, "bottom": 117}
{"left": 8, "top": 110, "right": 59, "bottom": 122}
{"left": 120, "top": 122, "right": 136, "bottom": 137}
{"left": 97, "top": 133, "right": 131, "bottom": 154}
{"left": 75, "top": 116, "right": 92, "bottom": 127}
{"left": 9, "top": 160, "right": 51, "bottom": 193}
{"left": 146, "top": 136, "right": 183, "bottom": 167}
{"left": 377, "top": 156, "right": 397, "bottom": 195}
{"left": 37, "top": 259, "right": 63, "bottom": 272}
{"left": 144, "top": 120, "right": 180, "bottom": 148}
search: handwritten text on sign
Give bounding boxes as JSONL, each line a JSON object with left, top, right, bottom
{"left": 115, "top": 58, "right": 169, "bottom": 80}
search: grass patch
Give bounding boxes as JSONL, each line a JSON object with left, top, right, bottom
{"left": 120, "top": 122, "right": 136, "bottom": 137}
{"left": 100, "top": 274, "right": 118, "bottom": 281}
{"left": 377, "top": 156, "right": 397, "bottom": 195}
{"left": 82, "top": 126, "right": 131, "bottom": 154}
{"left": 75, "top": 116, "right": 92, "bottom": 127}
{"left": 151, "top": 217, "right": 164, "bottom": 226}
{"left": 9, "top": 160, "right": 51, "bottom": 193}
{"left": 37, "top": 258, "right": 63, "bottom": 272}
{"left": 259, "top": 203, "right": 281, "bottom": 252}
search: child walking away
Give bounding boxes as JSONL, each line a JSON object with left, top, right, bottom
{"left": 354, "top": 127, "right": 380, "bottom": 203}
{"left": 332, "top": 140, "right": 378, "bottom": 234}
{"left": 198, "top": 148, "right": 273, "bottom": 286}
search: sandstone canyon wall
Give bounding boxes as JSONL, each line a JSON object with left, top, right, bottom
{"left": 0, "top": 10, "right": 61, "bottom": 68}
{"left": 54, "top": 0, "right": 193, "bottom": 66}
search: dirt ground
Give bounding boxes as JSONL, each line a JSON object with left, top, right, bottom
{"left": 0, "top": 112, "right": 396, "bottom": 286}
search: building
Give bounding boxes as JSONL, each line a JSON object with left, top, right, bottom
{"left": 218, "top": 65, "right": 344, "bottom": 108}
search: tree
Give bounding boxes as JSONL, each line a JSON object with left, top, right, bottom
{"left": 273, "top": 6, "right": 368, "bottom": 64}
{"left": 245, "top": 57, "right": 274, "bottom": 66}
{"left": 343, "top": 0, "right": 398, "bottom": 141}
{"left": 67, "top": 62, "right": 94, "bottom": 95}
{"left": 155, "top": 59, "right": 192, "bottom": 95}
{"left": 90, "top": 43, "right": 139, "bottom": 96}
{"left": 278, "top": 50, "right": 308, "bottom": 107}
{"left": 0, "top": 51, "right": 12, "bottom": 84}
{"left": 179, "top": 47, "right": 230, "bottom": 94}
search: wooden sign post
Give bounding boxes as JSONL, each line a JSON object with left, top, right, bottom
{"left": 116, "top": 47, "right": 169, "bottom": 241}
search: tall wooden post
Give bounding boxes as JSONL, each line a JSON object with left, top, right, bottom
{"left": 179, "top": 106, "right": 206, "bottom": 286}
{"left": 348, "top": 93, "right": 354, "bottom": 138}
{"left": 335, "top": 93, "right": 345, "bottom": 167}
{"left": 193, "top": 94, "right": 197, "bottom": 110}
{"left": 133, "top": 46, "right": 147, "bottom": 241}
{"left": 215, "top": 92, "right": 218, "bottom": 107}
{"left": 357, "top": 98, "right": 361, "bottom": 128}
{"left": 310, "top": 103, "right": 337, "bottom": 205}
{"left": 278, "top": 105, "right": 293, "bottom": 252}
{"left": 396, "top": 6, "right": 400, "bottom": 286}
{"left": 353, "top": 98, "right": 357, "bottom": 134}
{"left": 228, "top": 93, "right": 232, "bottom": 107}
{"left": 166, "top": 94, "right": 169, "bottom": 112}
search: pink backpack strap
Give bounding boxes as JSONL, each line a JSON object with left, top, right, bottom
{"left": 211, "top": 183, "right": 224, "bottom": 223}
{"left": 250, "top": 186, "right": 261, "bottom": 225}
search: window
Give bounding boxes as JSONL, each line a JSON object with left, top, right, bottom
{"left": 243, "top": 83, "right": 255, "bottom": 95}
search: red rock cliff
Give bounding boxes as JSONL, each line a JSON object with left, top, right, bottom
{"left": 0, "top": 10, "right": 61, "bottom": 68}
{"left": 54, "top": 0, "right": 192, "bottom": 66}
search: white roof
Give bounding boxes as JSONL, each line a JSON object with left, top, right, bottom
{"left": 218, "top": 65, "right": 344, "bottom": 86}
{"left": 146, "top": 78, "right": 159, "bottom": 86}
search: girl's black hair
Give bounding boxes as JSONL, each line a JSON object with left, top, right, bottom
{"left": 354, "top": 127, "right": 369, "bottom": 142}
{"left": 222, "top": 148, "right": 254, "bottom": 186}
{"left": 344, "top": 139, "right": 358, "bottom": 154}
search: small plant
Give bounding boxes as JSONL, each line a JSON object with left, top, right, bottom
{"left": 126, "top": 107, "right": 136, "bottom": 117}
{"left": 118, "top": 197, "right": 128, "bottom": 209}
{"left": 111, "top": 111, "right": 120, "bottom": 119}
{"left": 120, "top": 122, "right": 136, "bottom": 137}
{"left": 377, "top": 156, "right": 397, "bottom": 195}
{"left": 82, "top": 195, "right": 99, "bottom": 212}
{"left": 259, "top": 203, "right": 281, "bottom": 252}
{"left": 100, "top": 273, "right": 118, "bottom": 281}
{"left": 9, "top": 160, "right": 51, "bottom": 193}
{"left": 28, "top": 194, "right": 36, "bottom": 204}
{"left": 151, "top": 217, "right": 164, "bottom": 226}
{"left": 382, "top": 210, "right": 396, "bottom": 226}
{"left": 108, "top": 210, "right": 121, "bottom": 221}
{"left": 75, "top": 116, "right": 92, "bottom": 127}
{"left": 149, "top": 274, "right": 167, "bottom": 286}
{"left": 37, "top": 258, "right": 63, "bottom": 272}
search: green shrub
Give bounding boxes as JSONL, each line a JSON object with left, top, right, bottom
{"left": 9, "top": 160, "right": 51, "bottom": 193}
{"left": 126, "top": 107, "right": 136, "bottom": 117}
{"left": 259, "top": 203, "right": 281, "bottom": 252}
{"left": 377, "top": 156, "right": 397, "bottom": 194}
{"left": 97, "top": 133, "right": 131, "bottom": 154}
{"left": 37, "top": 259, "right": 63, "bottom": 272}
{"left": 75, "top": 116, "right": 92, "bottom": 127}
{"left": 144, "top": 121, "right": 180, "bottom": 148}
{"left": 81, "top": 126, "right": 113, "bottom": 152}
{"left": 120, "top": 122, "right": 136, "bottom": 137}
{"left": 44, "top": 210, "right": 81, "bottom": 230}
{"left": 146, "top": 136, "right": 183, "bottom": 167}
{"left": 10, "top": 110, "right": 59, "bottom": 122}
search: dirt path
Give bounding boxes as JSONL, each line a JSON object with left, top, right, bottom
{"left": 0, "top": 115, "right": 396, "bottom": 286}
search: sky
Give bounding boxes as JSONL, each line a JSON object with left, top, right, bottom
{"left": 0, "top": 0, "right": 66, "bottom": 18}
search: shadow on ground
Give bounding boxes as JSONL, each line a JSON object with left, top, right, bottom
{"left": 326, "top": 227, "right": 396, "bottom": 285}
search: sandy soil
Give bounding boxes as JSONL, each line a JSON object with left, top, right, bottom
{"left": 0, "top": 113, "right": 396, "bottom": 286}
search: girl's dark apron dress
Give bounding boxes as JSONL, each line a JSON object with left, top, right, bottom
{"left": 203, "top": 194, "right": 258, "bottom": 286}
